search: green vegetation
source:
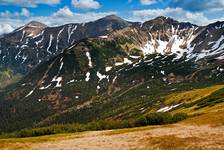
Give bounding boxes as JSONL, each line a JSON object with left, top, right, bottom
{"left": 163, "top": 84, "right": 224, "bottom": 105}
{"left": 0, "top": 68, "right": 22, "bottom": 89}
{"left": 0, "top": 112, "right": 188, "bottom": 138}
{"left": 196, "top": 88, "right": 224, "bottom": 109}
{"left": 135, "top": 113, "right": 188, "bottom": 126}
{"left": 165, "top": 85, "right": 224, "bottom": 115}
{"left": 0, "top": 42, "right": 224, "bottom": 134}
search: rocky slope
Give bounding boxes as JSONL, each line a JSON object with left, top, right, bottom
{"left": 0, "top": 16, "right": 224, "bottom": 132}
{"left": 111, "top": 16, "right": 224, "bottom": 61}
{"left": 0, "top": 15, "right": 132, "bottom": 73}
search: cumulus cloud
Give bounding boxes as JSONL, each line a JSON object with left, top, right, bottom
{"left": 168, "top": 0, "right": 224, "bottom": 12}
{"left": 0, "top": 24, "right": 14, "bottom": 35}
{"left": 140, "top": 0, "right": 157, "bottom": 5}
{"left": 0, "top": 0, "right": 61, "bottom": 7}
{"left": 20, "top": 8, "right": 31, "bottom": 17}
{"left": 130, "top": 7, "right": 213, "bottom": 25}
{"left": 0, "top": 8, "right": 31, "bottom": 17}
{"left": 72, "top": 0, "right": 101, "bottom": 9}
{"left": 0, "top": 6, "right": 117, "bottom": 35}
{"left": 53, "top": 6, "right": 74, "bottom": 18}
{"left": 33, "top": 7, "right": 116, "bottom": 26}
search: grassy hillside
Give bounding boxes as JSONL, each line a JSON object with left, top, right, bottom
{"left": 157, "top": 84, "right": 224, "bottom": 115}
{"left": 1, "top": 83, "right": 223, "bottom": 138}
{"left": 0, "top": 37, "right": 224, "bottom": 133}
{"left": 0, "top": 68, "right": 22, "bottom": 89}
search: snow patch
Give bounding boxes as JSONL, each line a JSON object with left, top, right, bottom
{"left": 25, "top": 88, "right": 35, "bottom": 97}
{"left": 115, "top": 58, "right": 132, "bottom": 66}
{"left": 105, "top": 66, "right": 112, "bottom": 72}
{"left": 20, "top": 30, "right": 25, "bottom": 42}
{"left": 157, "top": 104, "right": 181, "bottom": 112}
{"left": 99, "top": 35, "right": 108, "bottom": 39}
{"left": 35, "top": 34, "right": 44, "bottom": 46}
{"left": 115, "top": 62, "right": 124, "bottom": 66}
{"left": 123, "top": 58, "right": 132, "bottom": 64}
{"left": 67, "top": 79, "right": 75, "bottom": 84}
{"left": 47, "top": 34, "right": 54, "bottom": 54}
{"left": 211, "top": 35, "right": 224, "bottom": 50}
{"left": 129, "top": 55, "right": 141, "bottom": 59}
{"left": 85, "top": 72, "right": 90, "bottom": 82}
{"left": 58, "top": 58, "right": 64, "bottom": 73}
{"left": 141, "top": 29, "right": 195, "bottom": 59}
{"left": 52, "top": 76, "right": 62, "bottom": 87}
{"left": 39, "top": 84, "right": 51, "bottom": 90}
{"left": 56, "top": 27, "right": 65, "bottom": 51}
{"left": 68, "top": 25, "right": 77, "bottom": 44}
{"left": 97, "top": 71, "right": 107, "bottom": 81}
{"left": 21, "top": 55, "right": 27, "bottom": 64}
{"left": 112, "top": 76, "right": 117, "bottom": 84}
{"left": 86, "top": 52, "right": 93, "bottom": 68}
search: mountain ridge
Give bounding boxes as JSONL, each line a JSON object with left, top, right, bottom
{"left": 0, "top": 15, "right": 133, "bottom": 74}
{"left": 0, "top": 15, "right": 223, "bottom": 74}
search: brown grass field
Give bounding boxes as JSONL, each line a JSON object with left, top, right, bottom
{"left": 1, "top": 109, "right": 224, "bottom": 150}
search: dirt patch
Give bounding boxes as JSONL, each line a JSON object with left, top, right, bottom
{"left": 2, "top": 112, "right": 224, "bottom": 150}
{"left": 9, "top": 125, "right": 222, "bottom": 150}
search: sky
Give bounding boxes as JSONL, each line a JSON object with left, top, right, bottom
{"left": 0, "top": 0, "right": 224, "bottom": 34}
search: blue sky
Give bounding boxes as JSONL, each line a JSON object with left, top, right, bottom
{"left": 0, "top": 0, "right": 224, "bottom": 34}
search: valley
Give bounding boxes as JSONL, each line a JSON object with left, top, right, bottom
{"left": 1, "top": 110, "right": 224, "bottom": 150}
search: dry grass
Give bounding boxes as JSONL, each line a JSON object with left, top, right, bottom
{"left": 171, "top": 101, "right": 224, "bottom": 116}
{"left": 1, "top": 111, "right": 224, "bottom": 150}
{"left": 161, "top": 84, "right": 224, "bottom": 116}
{"left": 104, "top": 126, "right": 159, "bottom": 136}
{"left": 140, "top": 135, "right": 223, "bottom": 150}
{"left": 1, "top": 84, "right": 224, "bottom": 149}
{"left": 182, "top": 109, "right": 224, "bottom": 126}
{"left": 164, "top": 84, "right": 224, "bottom": 105}
{"left": 0, "top": 132, "right": 86, "bottom": 150}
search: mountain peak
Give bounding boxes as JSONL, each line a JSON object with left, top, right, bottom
{"left": 152, "top": 16, "right": 178, "bottom": 24}
{"left": 142, "top": 16, "right": 196, "bottom": 30}
{"left": 95, "top": 14, "right": 131, "bottom": 27}
{"left": 155, "top": 16, "right": 171, "bottom": 20}
{"left": 207, "top": 20, "right": 224, "bottom": 29}
{"left": 99, "top": 15, "right": 127, "bottom": 23}
{"left": 25, "top": 21, "right": 47, "bottom": 28}
{"left": 103, "top": 15, "right": 122, "bottom": 20}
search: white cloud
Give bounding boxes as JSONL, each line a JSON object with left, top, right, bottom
{"left": 0, "top": 8, "right": 31, "bottom": 17}
{"left": 130, "top": 7, "right": 213, "bottom": 25}
{"left": 140, "top": 0, "right": 157, "bottom": 5}
{"left": 169, "top": 0, "right": 224, "bottom": 12}
{"left": 0, "top": 0, "right": 61, "bottom": 7}
{"left": 53, "top": 6, "right": 74, "bottom": 18}
{"left": 72, "top": 0, "right": 101, "bottom": 9}
{"left": 0, "top": 6, "right": 117, "bottom": 35}
{"left": 32, "top": 7, "right": 116, "bottom": 26}
{"left": 0, "top": 24, "right": 14, "bottom": 35}
{"left": 20, "top": 8, "right": 31, "bottom": 17}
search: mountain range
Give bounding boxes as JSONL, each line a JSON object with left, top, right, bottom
{"left": 0, "top": 15, "right": 134, "bottom": 74}
{"left": 0, "top": 15, "right": 224, "bottom": 132}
